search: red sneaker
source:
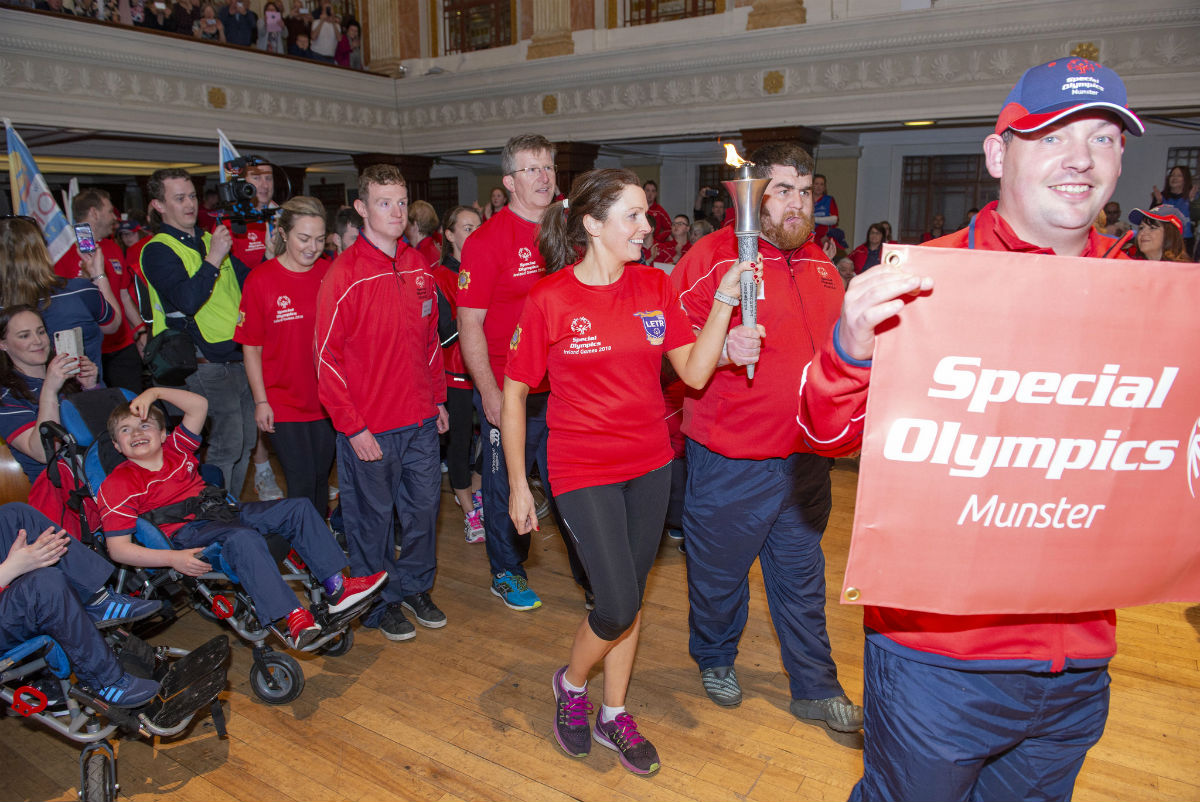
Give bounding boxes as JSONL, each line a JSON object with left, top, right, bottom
{"left": 327, "top": 570, "right": 387, "bottom": 613}
{"left": 286, "top": 608, "right": 321, "bottom": 650}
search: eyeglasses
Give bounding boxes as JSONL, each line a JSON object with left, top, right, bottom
{"left": 508, "top": 165, "right": 556, "bottom": 179}
{"left": 1, "top": 214, "right": 38, "bottom": 225}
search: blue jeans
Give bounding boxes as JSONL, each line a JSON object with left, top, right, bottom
{"left": 850, "top": 637, "right": 1110, "bottom": 802}
{"left": 683, "top": 439, "right": 842, "bottom": 700}
{"left": 184, "top": 361, "right": 256, "bottom": 497}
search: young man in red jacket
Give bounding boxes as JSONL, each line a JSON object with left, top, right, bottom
{"left": 671, "top": 142, "right": 862, "bottom": 733}
{"left": 797, "top": 58, "right": 1143, "bottom": 801}
{"left": 315, "top": 164, "right": 449, "bottom": 643}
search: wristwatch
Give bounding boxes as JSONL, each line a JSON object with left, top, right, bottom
{"left": 713, "top": 290, "right": 739, "bottom": 307}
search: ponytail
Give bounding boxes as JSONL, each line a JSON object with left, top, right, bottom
{"left": 537, "top": 168, "right": 640, "bottom": 275}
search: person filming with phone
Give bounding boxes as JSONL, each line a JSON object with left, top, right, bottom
{"left": 309, "top": 4, "right": 339, "bottom": 63}
{"left": 0, "top": 216, "right": 119, "bottom": 386}
{"left": 0, "top": 305, "right": 99, "bottom": 484}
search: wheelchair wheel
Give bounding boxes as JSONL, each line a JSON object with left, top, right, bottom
{"left": 319, "top": 628, "right": 353, "bottom": 657}
{"left": 82, "top": 750, "right": 115, "bottom": 802}
{"left": 249, "top": 652, "right": 304, "bottom": 705}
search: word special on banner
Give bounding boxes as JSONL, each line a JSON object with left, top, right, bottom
{"left": 842, "top": 244, "right": 1200, "bottom": 615}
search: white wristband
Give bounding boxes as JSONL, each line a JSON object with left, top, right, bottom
{"left": 713, "top": 290, "right": 739, "bottom": 307}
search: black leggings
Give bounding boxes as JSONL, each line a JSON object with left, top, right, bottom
{"left": 554, "top": 463, "right": 671, "bottom": 641}
{"left": 268, "top": 418, "right": 336, "bottom": 517}
{"left": 444, "top": 386, "right": 477, "bottom": 491}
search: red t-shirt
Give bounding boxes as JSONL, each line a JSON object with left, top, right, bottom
{"left": 456, "top": 206, "right": 550, "bottom": 393}
{"left": 505, "top": 264, "right": 694, "bottom": 494}
{"left": 54, "top": 239, "right": 135, "bottom": 353}
{"left": 234, "top": 257, "right": 330, "bottom": 422}
{"left": 97, "top": 426, "right": 208, "bottom": 539}
{"left": 223, "top": 220, "right": 271, "bottom": 267}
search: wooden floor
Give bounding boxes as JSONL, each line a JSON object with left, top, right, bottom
{"left": 5, "top": 462, "right": 1200, "bottom": 801}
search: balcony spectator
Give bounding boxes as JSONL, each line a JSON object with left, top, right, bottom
{"left": 169, "top": 0, "right": 201, "bottom": 36}
{"left": 309, "top": 3, "right": 339, "bottom": 63}
{"left": 193, "top": 3, "right": 225, "bottom": 41}
{"left": 73, "top": 0, "right": 100, "bottom": 18}
{"left": 288, "top": 31, "right": 315, "bottom": 58}
{"left": 257, "top": 1, "right": 288, "bottom": 54}
{"left": 284, "top": 0, "right": 312, "bottom": 43}
{"left": 137, "top": 0, "right": 170, "bottom": 30}
{"left": 34, "top": 0, "right": 72, "bottom": 14}
{"left": 220, "top": 0, "right": 257, "bottom": 46}
{"left": 335, "top": 18, "right": 363, "bottom": 69}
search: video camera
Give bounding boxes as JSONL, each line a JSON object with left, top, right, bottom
{"left": 215, "top": 155, "right": 282, "bottom": 233}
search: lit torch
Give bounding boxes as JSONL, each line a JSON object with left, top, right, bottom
{"left": 722, "top": 144, "right": 770, "bottom": 380}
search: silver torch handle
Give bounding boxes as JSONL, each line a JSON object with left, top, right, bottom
{"left": 737, "top": 233, "right": 757, "bottom": 380}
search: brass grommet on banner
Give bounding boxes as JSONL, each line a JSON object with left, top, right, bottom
{"left": 883, "top": 249, "right": 903, "bottom": 266}
{"left": 844, "top": 587, "right": 861, "bottom": 602}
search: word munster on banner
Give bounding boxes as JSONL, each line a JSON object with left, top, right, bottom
{"left": 842, "top": 244, "right": 1200, "bottom": 615}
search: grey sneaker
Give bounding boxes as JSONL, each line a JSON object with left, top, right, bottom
{"left": 700, "top": 665, "right": 742, "bottom": 707}
{"left": 401, "top": 592, "right": 446, "bottom": 629}
{"left": 378, "top": 603, "right": 416, "bottom": 641}
{"left": 789, "top": 695, "right": 863, "bottom": 733}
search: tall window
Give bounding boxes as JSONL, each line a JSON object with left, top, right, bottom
{"left": 426, "top": 177, "right": 460, "bottom": 219}
{"left": 443, "top": 0, "right": 512, "bottom": 55}
{"left": 900, "top": 155, "right": 998, "bottom": 242}
{"left": 619, "top": 0, "right": 717, "bottom": 26}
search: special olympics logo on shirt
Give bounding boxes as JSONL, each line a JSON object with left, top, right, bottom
{"left": 816, "top": 266, "right": 828, "bottom": 277}
{"left": 277, "top": 295, "right": 292, "bottom": 309}
{"left": 570, "top": 317, "right": 592, "bottom": 336}
{"left": 518, "top": 247, "right": 532, "bottom": 261}
{"left": 415, "top": 275, "right": 425, "bottom": 288}
{"left": 1187, "top": 416, "right": 1200, "bottom": 499}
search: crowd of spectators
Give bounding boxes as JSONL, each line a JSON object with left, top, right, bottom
{"left": 1, "top": 0, "right": 367, "bottom": 69}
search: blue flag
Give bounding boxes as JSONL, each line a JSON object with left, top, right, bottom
{"left": 5, "top": 119, "right": 74, "bottom": 263}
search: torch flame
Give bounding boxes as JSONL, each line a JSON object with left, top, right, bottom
{"left": 724, "top": 144, "right": 748, "bottom": 168}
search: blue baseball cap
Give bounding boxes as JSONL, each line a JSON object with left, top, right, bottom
{"left": 995, "top": 58, "right": 1144, "bottom": 136}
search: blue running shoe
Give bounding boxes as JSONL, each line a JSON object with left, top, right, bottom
{"left": 96, "top": 672, "right": 161, "bottom": 708}
{"left": 85, "top": 589, "right": 164, "bottom": 628}
{"left": 490, "top": 571, "right": 541, "bottom": 611}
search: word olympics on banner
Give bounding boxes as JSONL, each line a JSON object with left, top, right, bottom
{"left": 843, "top": 244, "right": 1200, "bottom": 615}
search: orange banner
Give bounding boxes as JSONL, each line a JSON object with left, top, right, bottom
{"left": 843, "top": 245, "right": 1200, "bottom": 614}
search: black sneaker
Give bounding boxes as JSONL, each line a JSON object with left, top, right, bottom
{"left": 593, "top": 712, "right": 660, "bottom": 775}
{"left": 551, "top": 666, "right": 593, "bottom": 758}
{"left": 378, "top": 603, "right": 416, "bottom": 641}
{"left": 401, "top": 592, "right": 446, "bottom": 629}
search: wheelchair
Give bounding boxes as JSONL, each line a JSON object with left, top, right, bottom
{"left": 2, "top": 628, "right": 229, "bottom": 802}
{"left": 51, "top": 390, "right": 378, "bottom": 705}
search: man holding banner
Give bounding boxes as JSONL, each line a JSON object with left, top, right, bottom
{"left": 797, "top": 59, "right": 1148, "bottom": 801}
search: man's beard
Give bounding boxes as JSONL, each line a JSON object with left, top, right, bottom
{"left": 762, "top": 210, "right": 814, "bottom": 251}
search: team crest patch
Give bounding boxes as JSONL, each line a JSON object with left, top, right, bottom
{"left": 633, "top": 311, "right": 666, "bottom": 345}
{"left": 510, "top": 324, "right": 521, "bottom": 350}
{"left": 237, "top": 309, "right": 246, "bottom": 326}
{"left": 458, "top": 271, "right": 470, "bottom": 290}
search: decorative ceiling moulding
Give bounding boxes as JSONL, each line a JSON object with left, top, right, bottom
{"left": 1, "top": 1, "right": 1197, "bottom": 156}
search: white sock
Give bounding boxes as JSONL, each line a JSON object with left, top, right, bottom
{"left": 255, "top": 461, "right": 272, "bottom": 476}
{"left": 600, "top": 704, "right": 625, "bottom": 723}
{"left": 561, "top": 674, "right": 586, "bottom": 694}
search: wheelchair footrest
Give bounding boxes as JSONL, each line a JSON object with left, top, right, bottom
{"left": 144, "top": 636, "right": 230, "bottom": 729}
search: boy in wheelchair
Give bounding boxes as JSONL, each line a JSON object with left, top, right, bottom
{"left": 0, "top": 503, "right": 163, "bottom": 707}
{"left": 97, "top": 386, "right": 385, "bottom": 650}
